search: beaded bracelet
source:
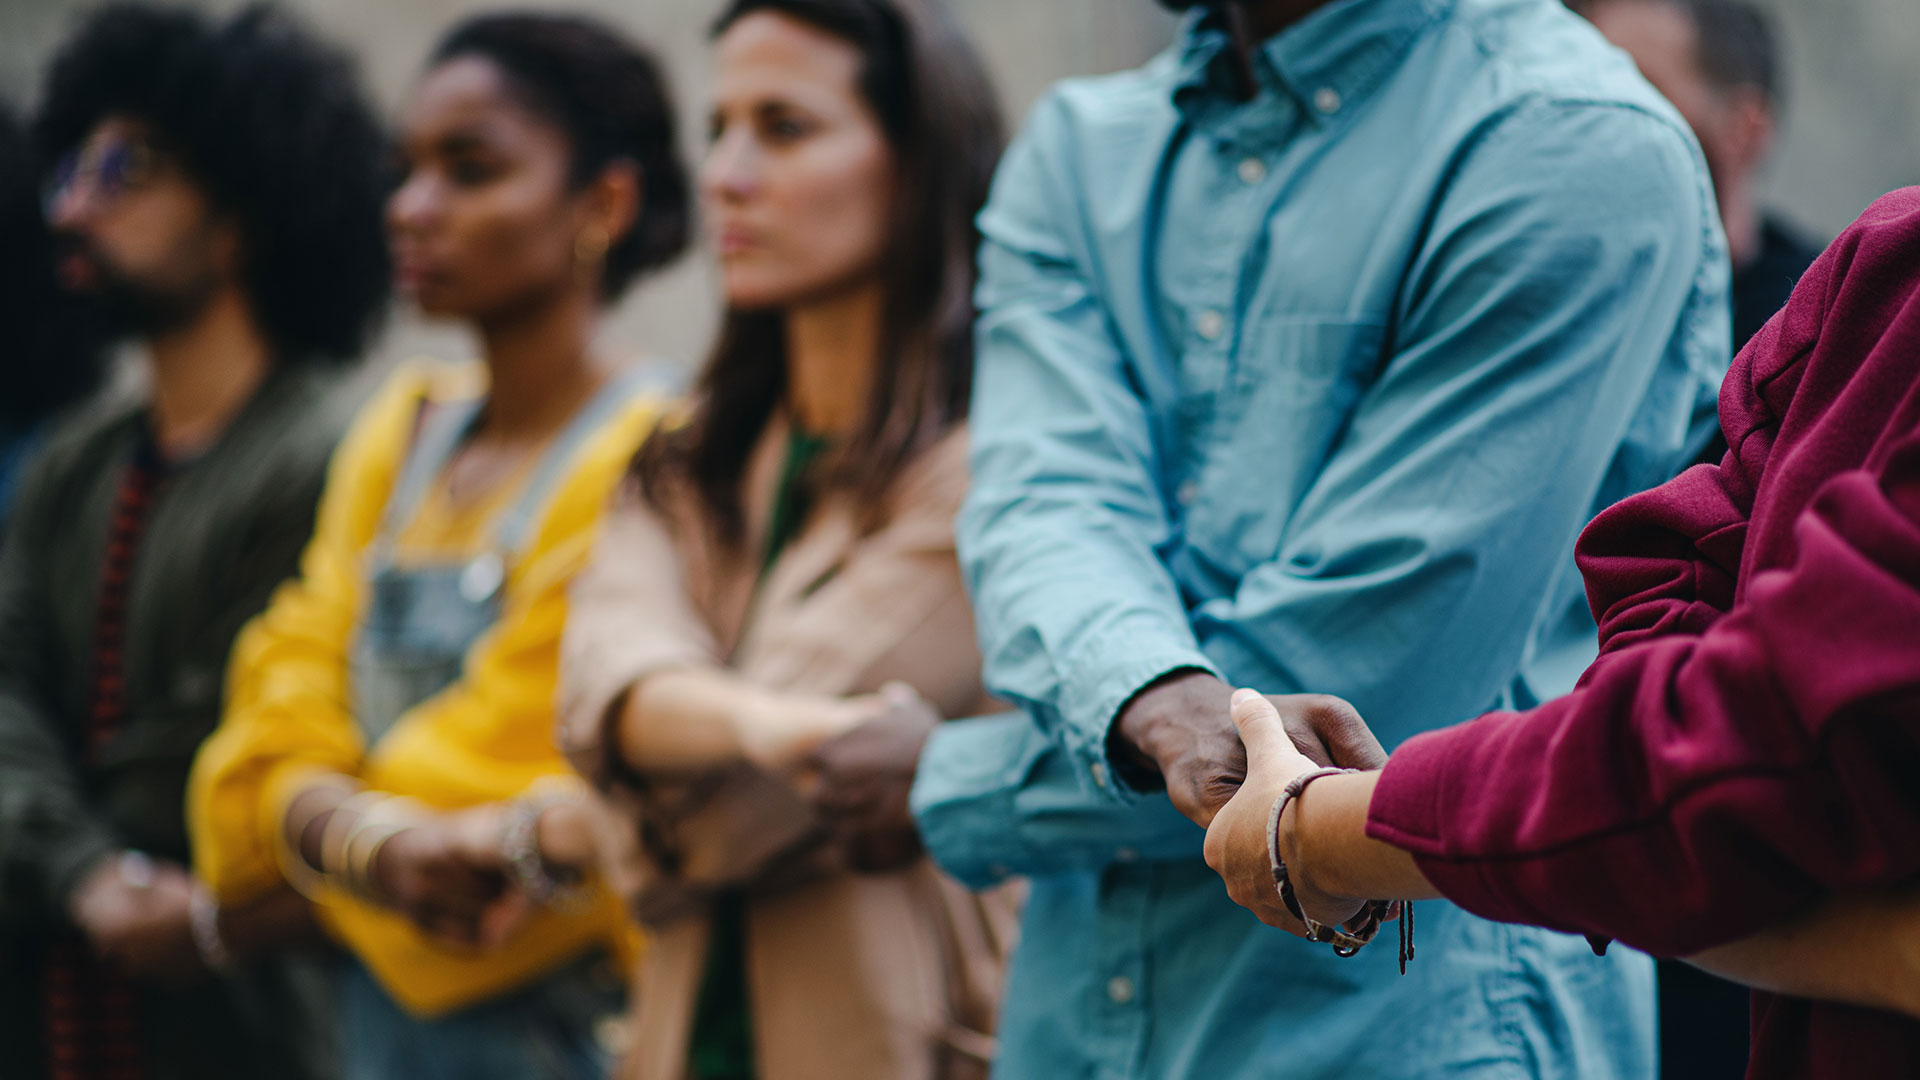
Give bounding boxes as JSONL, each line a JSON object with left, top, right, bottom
{"left": 337, "top": 797, "right": 428, "bottom": 902}
{"left": 1266, "top": 766, "right": 1415, "bottom": 971}
{"left": 500, "top": 796, "right": 590, "bottom": 912}
{"left": 274, "top": 777, "right": 360, "bottom": 901}
{"left": 317, "top": 791, "right": 388, "bottom": 880}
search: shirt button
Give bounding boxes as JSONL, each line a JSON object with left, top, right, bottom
{"left": 1176, "top": 480, "right": 1200, "bottom": 507}
{"left": 1107, "top": 975, "right": 1136, "bottom": 1005}
{"left": 1314, "top": 86, "right": 1343, "bottom": 115}
{"left": 1090, "top": 761, "right": 1109, "bottom": 789}
{"left": 1115, "top": 847, "right": 1138, "bottom": 863}
{"left": 1236, "top": 156, "right": 1267, "bottom": 185}
{"left": 1195, "top": 309, "right": 1226, "bottom": 341}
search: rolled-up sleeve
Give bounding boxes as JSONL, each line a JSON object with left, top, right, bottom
{"left": 957, "top": 97, "right": 1219, "bottom": 802}
{"left": 912, "top": 712, "right": 1203, "bottom": 890}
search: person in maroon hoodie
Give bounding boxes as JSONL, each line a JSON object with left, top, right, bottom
{"left": 1200, "top": 186, "right": 1920, "bottom": 1080}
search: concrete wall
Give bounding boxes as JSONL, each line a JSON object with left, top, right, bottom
{"left": 3, "top": 0, "right": 1915, "bottom": 371}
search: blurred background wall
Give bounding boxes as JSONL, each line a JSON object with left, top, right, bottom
{"left": 2, "top": 0, "right": 1915, "bottom": 374}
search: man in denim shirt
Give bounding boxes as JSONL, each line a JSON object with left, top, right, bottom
{"left": 911, "top": 0, "right": 1729, "bottom": 1075}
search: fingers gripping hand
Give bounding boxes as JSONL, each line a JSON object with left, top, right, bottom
{"left": 803, "top": 683, "right": 938, "bottom": 873}
{"left": 1204, "top": 690, "right": 1320, "bottom": 934}
{"left": 376, "top": 809, "right": 527, "bottom": 949}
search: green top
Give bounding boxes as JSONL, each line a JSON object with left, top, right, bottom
{"left": 0, "top": 362, "right": 355, "bottom": 1080}
{"left": 688, "top": 425, "right": 831, "bottom": 1080}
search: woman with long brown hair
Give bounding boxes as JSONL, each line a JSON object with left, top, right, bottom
{"left": 555, "top": 1, "right": 1007, "bottom": 1077}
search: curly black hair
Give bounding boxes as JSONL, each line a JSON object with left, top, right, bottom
{"left": 34, "top": 3, "right": 391, "bottom": 363}
{"left": 0, "top": 103, "right": 107, "bottom": 426}
{"left": 430, "top": 12, "right": 692, "bottom": 300}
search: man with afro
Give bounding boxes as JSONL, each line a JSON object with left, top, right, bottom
{"left": 0, "top": 5, "right": 390, "bottom": 1077}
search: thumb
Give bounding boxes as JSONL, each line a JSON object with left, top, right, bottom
{"left": 1230, "top": 687, "right": 1301, "bottom": 775}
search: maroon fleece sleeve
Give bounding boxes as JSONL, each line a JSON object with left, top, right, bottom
{"left": 1366, "top": 190, "right": 1920, "bottom": 958}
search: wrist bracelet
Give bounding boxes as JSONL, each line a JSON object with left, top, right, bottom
{"left": 318, "top": 791, "right": 388, "bottom": 879}
{"left": 1266, "top": 767, "right": 1412, "bottom": 969}
{"left": 501, "top": 796, "right": 589, "bottom": 912}
{"left": 337, "top": 797, "right": 427, "bottom": 903}
{"left": 189, "top": 885, "right": 233, "bottom": 971}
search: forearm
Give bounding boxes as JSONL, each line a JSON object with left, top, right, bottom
{"left": 280, "top": 774, "right": 363, "bottom": 872}
{"left": 618, "top": 667, "right": 864, "bottom": 773}
{"left": 1297, "top": 770, "right": 1920, "bottom": 1024}
{"left": 1288, "top": 770, "right": 1440, "bottom": 903}
{"left": 1685, "top": 885, "right": 1920, "bottom": 1019}
{"left": 912, "top": 712, "right": 1206, "bottom": 889}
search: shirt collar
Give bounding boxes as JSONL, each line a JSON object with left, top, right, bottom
{"left": 1172, "top": 0, "right": 1451, "bottom": 131}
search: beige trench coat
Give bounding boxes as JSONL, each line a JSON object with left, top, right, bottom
{"left": 559, "top": 421, "right": 1016, "bottom": 1080}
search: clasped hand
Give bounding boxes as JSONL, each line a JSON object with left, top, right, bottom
{"left": 365, "top": 804, "right": 528, "bottom": 947}
{"left": 796, "top": 682, "right": 941, "bottom": 874}
{"left": 1114, "top": 672, "right": 1389, "bottom": 937}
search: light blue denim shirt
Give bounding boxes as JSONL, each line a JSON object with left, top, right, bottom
{"left": 913, "top": 0, "right": 1729, "bottom": 1076}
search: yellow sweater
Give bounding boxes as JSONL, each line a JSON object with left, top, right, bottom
{"left": 189, "top": 361, "right": 660, "bottom": 1017}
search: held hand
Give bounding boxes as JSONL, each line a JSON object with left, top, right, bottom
{"left": 1204, "top": 691, "right": 1376, "bottom": 932}
{"left": 372, "top": 806, "right": 526, "bottom": 948}
{"left": 1265, "top": 693, "right": 1389, "bottom": 774}
{"left": 1112, "top": 672, "right": 1244, "bottom": 826}
{"left": 739, "top": 693, "right": 883, "bottom": 774}
{"left": 69, "top": 854, "right": 203, "bottom": 982}
{"left": 801, "top": 683, "right": 940, "bottom": 873}
{"left": 1203, "top": 691, "right": 1321, "bottom": 933}
{"left": 1112, "top": 670, "right": 1379, "bottom": 827}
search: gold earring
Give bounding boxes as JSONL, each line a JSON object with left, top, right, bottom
{"left": 574, "top": 228, "right": 610, "bottom": 280}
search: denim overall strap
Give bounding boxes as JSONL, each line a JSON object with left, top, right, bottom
{"left": 487, "top": 365, "right": 653, "bottom": 560}
{"left": 369, "top": 393, "right": 487, "bottom": 561}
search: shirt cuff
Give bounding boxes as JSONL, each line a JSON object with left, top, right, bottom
{"left": 912, "top": 716, "right": 1049, "bottom": 889}
{"left": 1057, "top": 625, "right": 1220, "bottom": 804}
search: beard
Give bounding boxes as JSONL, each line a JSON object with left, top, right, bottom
{"left": 52, "top": 232, "right": 221, "bottom": 341}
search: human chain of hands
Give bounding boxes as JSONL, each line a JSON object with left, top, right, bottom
{"left": 1112, "top": 671, "right": 1404, "bottom": 949}
{"left": 363, "top": 681, "right": 947, "bottom": 950}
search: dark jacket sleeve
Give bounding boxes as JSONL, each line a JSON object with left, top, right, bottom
{"left": 0, "top": 447, "right": 118, "bottom": 922}
{"left": 1365, "top": 197, "right": 1920, "bottom": 957}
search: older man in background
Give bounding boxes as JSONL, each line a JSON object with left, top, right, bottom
{"left": 1579, "top": 0, "right": 1822, "bottom": 363}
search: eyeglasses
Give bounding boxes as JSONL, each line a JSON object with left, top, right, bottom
{"left": 42, "top": 138, "right": 158, "bottom": 219}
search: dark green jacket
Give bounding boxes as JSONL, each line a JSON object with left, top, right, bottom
{"left": 0, "top": 362, "right": 356, "bottom": 1080}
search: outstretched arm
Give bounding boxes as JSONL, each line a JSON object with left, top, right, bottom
{"left": 1206, "top": 693, "right": 1920, "bottom": 1021}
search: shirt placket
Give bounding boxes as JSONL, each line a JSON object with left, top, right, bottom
{"left": 1091, "top": 862, "right": 1154, "bottom": 1080}
{"left": 1170, "top": 132, "right": 1280, "bottom": 515}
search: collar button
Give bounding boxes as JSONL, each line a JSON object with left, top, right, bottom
{"left": 1314, "top": 86, "right": 1343, "bottom": 115}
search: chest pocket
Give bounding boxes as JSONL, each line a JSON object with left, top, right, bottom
{"left": 1183, "top": 316, "right": 1386, "bottom": 576}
